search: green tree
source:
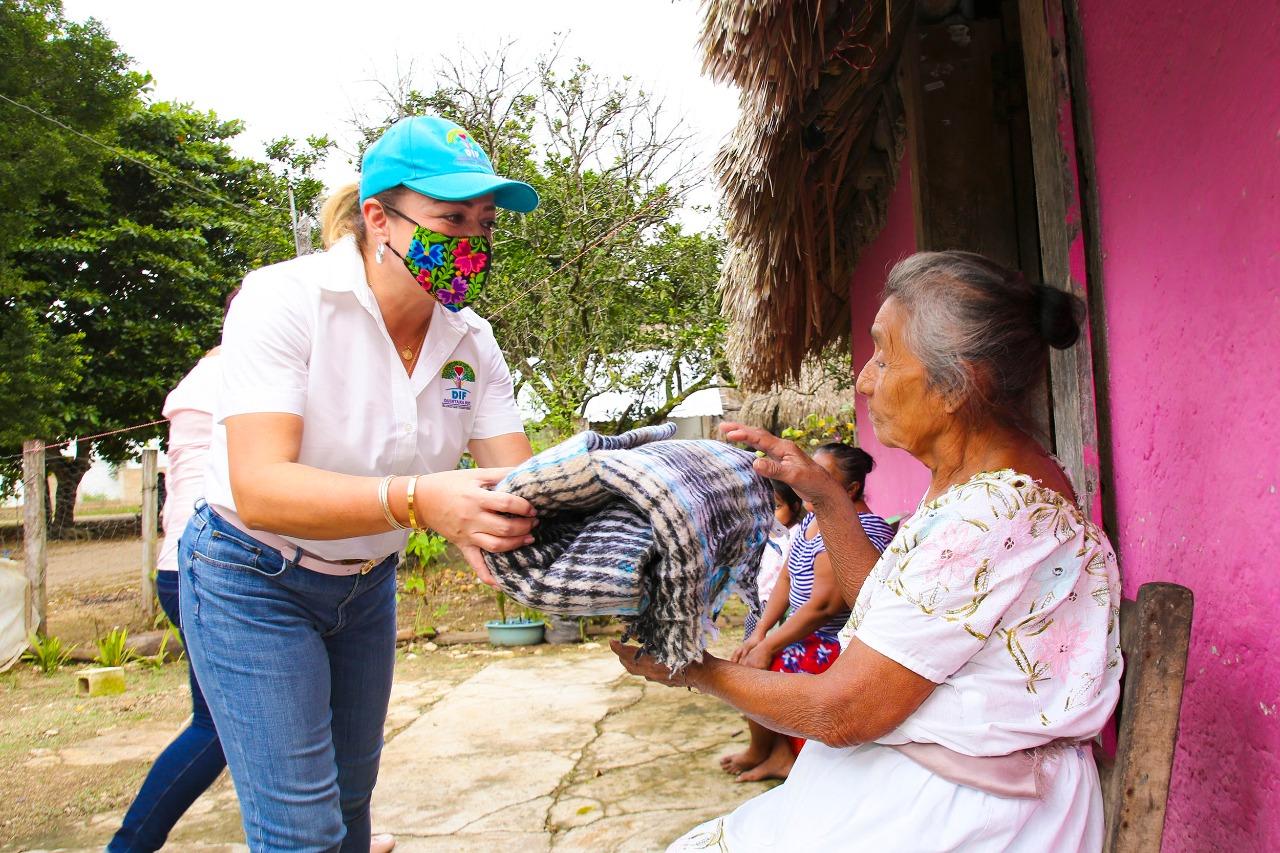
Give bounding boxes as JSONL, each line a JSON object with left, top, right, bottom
{"left": 7, "top": 100, "right": 324, "bottom": 532}
{"left": 357, "top": 48, "right": 730, "bottom": 433}
{"left": 0, "top": 1, "right": 144, "bottom": 259}
{"left": 0, "top": 0, "right": 143, "bottom": 495}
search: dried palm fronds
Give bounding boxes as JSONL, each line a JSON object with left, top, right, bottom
{"left": 701, "top": 0, "right": 914, "bottom": 389}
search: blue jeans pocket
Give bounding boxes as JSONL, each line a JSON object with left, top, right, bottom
{"left": 192, "top": 526, "right": 288, "bottom": 578}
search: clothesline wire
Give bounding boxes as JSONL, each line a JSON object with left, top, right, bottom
{"left": 0, "top": 91, "right": 292, "bottom": 222}
{"left": 1, "top": 419, "right": 168, "bottom": 461}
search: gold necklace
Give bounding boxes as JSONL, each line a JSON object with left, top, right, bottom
{"left": 393, "top": 328, "right": 427, "bottom": 362}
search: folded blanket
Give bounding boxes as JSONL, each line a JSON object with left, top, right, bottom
{"left": 483, "top": 424, "right": 773, "bottom": 671}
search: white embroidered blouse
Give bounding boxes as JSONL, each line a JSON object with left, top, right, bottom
{"left": 841, "top": 468, "right": 1123, "bottom": 756}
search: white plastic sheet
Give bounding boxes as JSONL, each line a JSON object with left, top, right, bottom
{"left": 0, "top": 559, "right": 30, "bottom": 673}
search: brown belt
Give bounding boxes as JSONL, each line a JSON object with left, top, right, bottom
{"left": 214, "top": 505, "right": 397, "bottom": 577}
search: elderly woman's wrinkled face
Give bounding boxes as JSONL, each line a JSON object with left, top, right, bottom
{"left": 855, "top": 297, "right": 953, "bottom": 454}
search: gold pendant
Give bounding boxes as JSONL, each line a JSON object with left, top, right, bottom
{"left": 401, "top": 347, "right": 414, "bottom": 361}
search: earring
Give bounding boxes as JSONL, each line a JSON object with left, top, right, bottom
{"left": 375, "top": 243, "right": 385, "bottom": 264}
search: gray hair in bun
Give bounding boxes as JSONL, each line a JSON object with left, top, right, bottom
{"left": 882, "top": 251, "right": 1084, "bottom": 428}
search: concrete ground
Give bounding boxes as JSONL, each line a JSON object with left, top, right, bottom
{"left": 15, "top": 640, "right": 769, "bottom": 852}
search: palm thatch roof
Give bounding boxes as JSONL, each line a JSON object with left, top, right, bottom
{"left": 701, "top": 0, "right": 914, "bottom": 390}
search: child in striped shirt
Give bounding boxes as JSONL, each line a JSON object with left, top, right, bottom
{"left": 721, "top": 444, "right": 894, "bottom": 782}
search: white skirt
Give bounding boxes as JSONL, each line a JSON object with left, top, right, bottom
{"left": 668, "top": 741, "right": 1103, "bottom": 852}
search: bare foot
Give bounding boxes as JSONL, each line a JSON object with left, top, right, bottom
{"left": 736, "top": 741, "right": 795, "bottom": 783}
{"left": 720, "top": 746, "right": 769, "bottom": 775}
{"left": 371, "top": 833, "right": 396, "bottom": 853}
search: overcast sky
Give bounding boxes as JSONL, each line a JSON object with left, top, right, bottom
{"left": 62, "top": 0, "right": 740, "bottom": 204}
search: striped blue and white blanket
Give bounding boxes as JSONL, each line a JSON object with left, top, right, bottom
{"left": 483, "top": 424, "right": 773, "bottom": 671}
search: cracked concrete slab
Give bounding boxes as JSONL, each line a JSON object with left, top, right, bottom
{"left": 374, "top": 646, "right": 765, "bottom": 851}
{"left": 372, "top": 654, "right": 632, "bottom": 837}
{"left": 547, "top": 678, "right": 760, "bottom": 850}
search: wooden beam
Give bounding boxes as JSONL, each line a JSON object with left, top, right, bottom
{"left": 1106, "top": 583, "right": 1194, "bottom": 852}
{"left": 1017, "top": 0, "right": 1103, "bottom": 521}
{"left": 21, "top": 440, "right": 48, "bottom": 638}
{"left": 902, "top": 17, "right": 1024, "bottom": 269}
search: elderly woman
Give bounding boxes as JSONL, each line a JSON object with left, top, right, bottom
{"left": 613, "top": 251, "right": 1122, "bottom": 852}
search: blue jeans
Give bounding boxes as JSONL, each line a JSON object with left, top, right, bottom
{"left": 179, "top": 502, "right": 397, "bottom": 853}
{"left": 108, "top": 571, "right": 227, "bottom": 852}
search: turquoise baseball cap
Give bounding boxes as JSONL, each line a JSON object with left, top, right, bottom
{"left": 359, "top": 115, "right": 539, "bottom": 212}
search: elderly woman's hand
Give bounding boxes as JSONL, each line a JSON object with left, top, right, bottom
{"left": 611, "top": 640, "right": 705, "bottom": 688}
{"left": 718, "top": 422, "right": 843, "bottom": 506}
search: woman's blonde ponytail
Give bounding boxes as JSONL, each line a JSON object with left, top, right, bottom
{"left": 319, "top": 183, "right": 363, "bottom": 249}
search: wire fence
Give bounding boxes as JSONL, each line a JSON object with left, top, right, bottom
{"left": 2, "top": 442, "right": 163, "bottom": 655}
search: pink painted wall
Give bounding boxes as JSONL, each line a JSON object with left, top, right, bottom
{"left": 847, "top": 159, "right": 931, "bottom": 519}
{"left": 1077, "top": 2, "right": 1280, "bottom": 849}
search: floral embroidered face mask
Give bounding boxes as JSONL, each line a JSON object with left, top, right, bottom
{"left": 382, "top": 203, "right": 491, "bottom": 311}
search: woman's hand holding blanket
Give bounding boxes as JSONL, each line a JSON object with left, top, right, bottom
{"left": 416, "top": 467, "right": 537, "bottom": 583}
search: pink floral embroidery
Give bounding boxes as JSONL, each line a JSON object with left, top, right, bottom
{"left": 454, "top": 239, "right": 488, "bottom": 276}
{"left": 924, "top": 544, "right": 971, "bottom": 589}
{"left": 1035, "top": 615, "right": 1090, "bottom": 677}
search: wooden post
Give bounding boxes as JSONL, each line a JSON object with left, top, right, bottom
{"left": 21, "top": 440, "right": 48, "bottom": 638}
{"left": 140, "top": 448, "right": 159, "bottom": 620}
{"left": 1017, "top": 0, "right": 1104, "bottom": 522}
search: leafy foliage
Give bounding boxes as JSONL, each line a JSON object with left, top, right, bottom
{"left": 400, "top": 531, "right": 453, "bottom": 635}
{"left": 491, "top": 589, "right": 545, "bottom": 625}
{"left": 0, "top": 0, "right": 144, "bottom": 494}
{"left": 780, "top": 411, "right": 859, "bottom": 448}
{"left": 0, "top": 3, "right": 331, "bottom": 514}
{"left": 405, "top": 530, "right": 449, "bottom": 572}
{"left": 15, "top": 102, "right": 302, "bottom": 464}
{"left": 137, "top": 624, "right": 181, "bottom": 670}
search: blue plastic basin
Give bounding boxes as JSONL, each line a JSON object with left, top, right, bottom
{"left": 485, "top": 620, "right": 546, "bottom": 646}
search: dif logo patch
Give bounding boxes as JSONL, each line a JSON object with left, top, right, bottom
{"left": 442, "top": 360, "right": 476, "bottom": 411}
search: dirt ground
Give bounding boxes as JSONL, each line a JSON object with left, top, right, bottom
{"left": 1, "top": 634, "right": 757, "bottom": 852}
{"left": 0, "top": 642, "right": 501, "bottom": 851}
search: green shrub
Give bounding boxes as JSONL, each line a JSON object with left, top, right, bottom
{"left": 400, "top": 531, "right": 452, "bottom": 635}
{"left": 137, "top": 624, "right": 181, "bottom": 670}
{"left": 780, "top": 411, "right": 857, "bottom": 447}
{"left": 405, "top": 530, "right": 448, "bottom": 569}
{"left": 94, "top": 627, "right": 135, "bottom": 667}
{"left": 493, "top": 589, "right": 546, "bottom": 625}
{"left": 23, "top": 633, "right": 76, "bottom": 674}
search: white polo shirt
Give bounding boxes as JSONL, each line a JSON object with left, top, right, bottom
{"left": 204, "top": 235, "right": 525, "bottom": 561}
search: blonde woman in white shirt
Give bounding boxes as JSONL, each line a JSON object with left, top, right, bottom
{"left": 179, "top": 116, "right": 539, "bottom": 852}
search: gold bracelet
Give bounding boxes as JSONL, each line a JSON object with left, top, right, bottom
{"left": 406, "top": 475, "right": 421, "bottom": 530}
{"left": 378, "top": 475, "right": 407, "bottom": 531}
